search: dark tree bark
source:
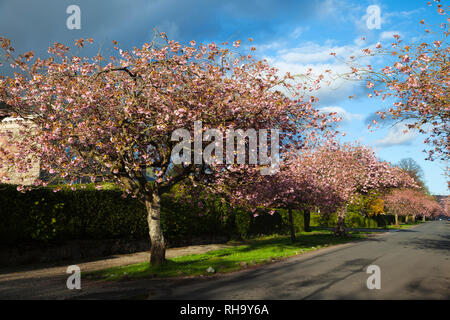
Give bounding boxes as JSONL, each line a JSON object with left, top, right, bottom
{"left": 303, "top": 209, "right": 311, "bottom": 232}
{"left": 146, "top": 193, "right": 166, "bottom": 266}
{"left": 288, "top": 208, "right": 296, "bottom": 242}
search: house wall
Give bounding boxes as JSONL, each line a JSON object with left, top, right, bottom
{"left": 0, "top": 118, "right": 40, "bottom": 185}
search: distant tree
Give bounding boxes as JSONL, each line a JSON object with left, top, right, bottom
{"left": 397, "top": 158, "right": 427, "bottom": 191}
{"left": 384, "top": 188, "right": 444, "bottom": 224}
{"left": 229, "top": 142, "right": 416, "bottom": 237}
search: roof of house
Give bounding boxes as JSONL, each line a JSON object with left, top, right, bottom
{"left": 0, "top": 101, "right": 12, "bottom": 121}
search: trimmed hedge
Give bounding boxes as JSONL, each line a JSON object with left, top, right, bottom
{"left": 309, "top": 210, "right": 395, "bottom": 228}
{"left": 0, "top": 184, "right": 283, "bottom": 245}
{"left": 0, "top": 184, "right": 147, "bottom": 244}
{"left": 0, "top": 184, "right": 397, "bottom": 246}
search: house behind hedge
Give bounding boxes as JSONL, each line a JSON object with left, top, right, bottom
{"left": 0, "top": 102, "right": 40, "bottom": 185}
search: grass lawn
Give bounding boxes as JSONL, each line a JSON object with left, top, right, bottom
{"left": 85, "top": 230, "right": 367, "bottom": 281}
{"left": 385, "top": 222, "right": 425, "bottom": 230}
{"left": 311, "top": 221, "right": 426, "bottom": 232}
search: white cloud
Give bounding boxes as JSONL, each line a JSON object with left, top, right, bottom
{"left": 255, "top": 41, "right": 288, "bottom": 52}
{"left": 154, "top": 20, "right": 180, "bottom": 40}
{"left": 266, "top": 60, "right": 359, "bottom": 104}
{"left": 319, "top": 106, "right": 364, "bottom": 122}
{"left": 321, "top": 0, "right": 338, "bottom": 16}
{"left": 382, "top": 8, "right": 424, "bottom": 23}
{"left": 276, "top": 42, "right": 358, "bottom": 64}
{"left": 261, "top": 40, "right": 375, "bottom": 105}
{"left": 380, "top": 31, "right": 402, "bottom": 41}
{"left": 291, "top": 26, "right": 310, "bottom": 39}
{"left": 318, "top": 0, "right": 350, "bottom": 20}
{"left": 375, "top": 123, "right": 416, "bottom": 147}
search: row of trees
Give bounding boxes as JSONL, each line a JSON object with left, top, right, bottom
{"left": 226, "top": 143, "right": 418, "bottom": 239}
{"left": 0, "top": 34, "right": 334, "bottom": 265}
{"left": 385, "top": 188, "right": 446, "bottom": 224}
{"left": 0, "top": 4, "right": 447, "bottom": 266}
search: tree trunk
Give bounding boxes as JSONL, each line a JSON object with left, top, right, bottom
{"left": 303, "top": 209, "right": 311, "bottom": 232}
{"left": 288, "top": 208, "right": 296, "bottom": 242}
{"left": 405, "top": 215, "right": 409, "bottom": 223}
{"left": 334, "top": 207, "right": 346, "bottom": 237}
{"left": 395, "top": 214, "right": 399, "bottom": 226}
{"left": 422, "top": 215, "right": 426, "bottom": 222}
{"left": 146, "top": 193, "right": 166, "bottom": 266}
{"left": 412, "top": 215, "right": 415, "bottom": 223}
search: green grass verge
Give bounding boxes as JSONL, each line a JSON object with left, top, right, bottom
{"left": 312, "top": 221, "right": 426, "bottom": 232}
{"left": 85, "top": 230, "right": 367, "bottom": 281}
{"left": 385, "top": 222, "right": 424, "bottom": 230}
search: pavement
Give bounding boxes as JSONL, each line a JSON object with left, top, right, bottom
{"left": 0, "top": 221, "right": 448, "bottom": 299}
{"left": 0, "top": 243, "right": 233, "bottom": 299}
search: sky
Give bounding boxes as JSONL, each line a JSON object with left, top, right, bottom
{"left": 0, "top": 0, "right": 448, "bottom": 195}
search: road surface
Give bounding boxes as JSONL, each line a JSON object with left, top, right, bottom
{"left": 0, "top": 221, "right": 448, "bottom": 299}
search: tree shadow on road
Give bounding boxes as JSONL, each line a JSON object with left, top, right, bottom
{"left": 399, "top": 238, "right": 450, "bottom": 254}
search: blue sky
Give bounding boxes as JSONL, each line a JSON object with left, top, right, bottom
{"left": 0, "top": 0, "right": 447, "bottom": 194}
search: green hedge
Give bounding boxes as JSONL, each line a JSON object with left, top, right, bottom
{"left": 0, "top": 184, "right": 147, "bottom": 244}
{"left": 309, "top": 210, "right": 395, "bottom": 228}
{"left": 0, "top": 184, "right": 284, "bottom": 245}
{"left": 0, "top": 184, "right": 397, "bottom": 246}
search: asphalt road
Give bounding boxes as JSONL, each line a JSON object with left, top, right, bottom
{"left": 145, "top": 221, "right": 450, "bottom": 300}
{"left": 0, "top": 221, "right": 449, "bottom": 299}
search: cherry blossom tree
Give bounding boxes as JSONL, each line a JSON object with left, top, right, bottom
{"left": 421, "top": 195, "right": 445, "bottom": 221}
{"left": 230, "top": 141, "right": 416, "bottom": 237}
{"left": 443, "top": 197, "right": 450, "bottom": 217}
{"left": 300, "top": 142, "right": 416, "bottom": 235}
{"left": 384, "top": 188, "right": 444, "bottom": 224}
{"left": 0, "top": 34, "right": 332, "bottom": 265}
{"left": 344, "top": 2, "right": 449, "bottom": 161}
{"left": 227, "top": 145, "right": 340, "bottom": 241}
